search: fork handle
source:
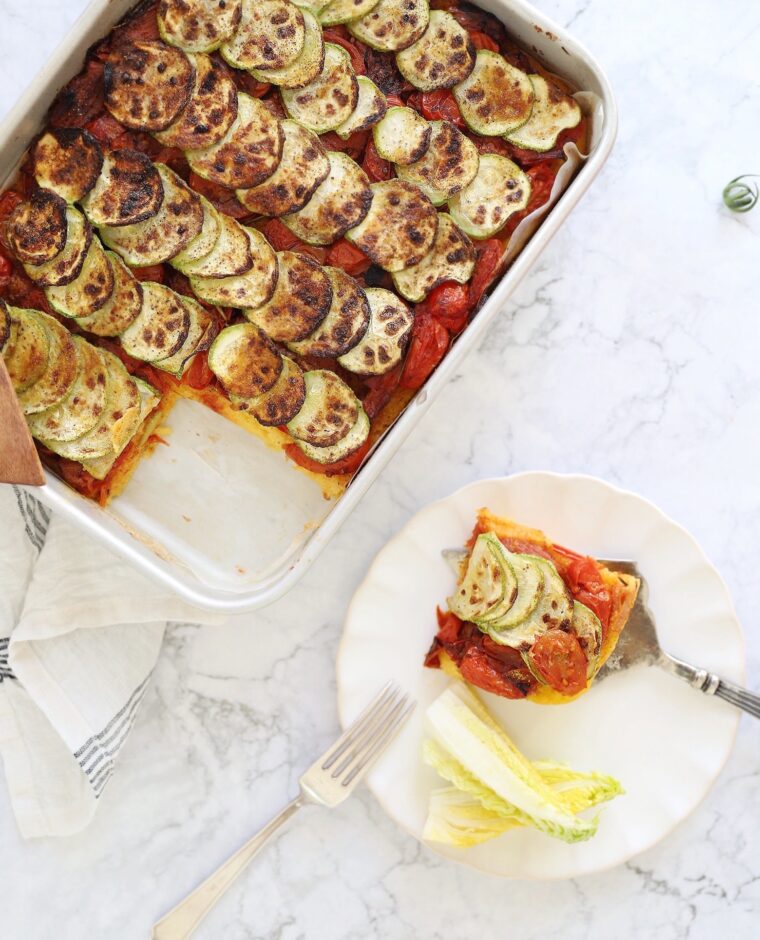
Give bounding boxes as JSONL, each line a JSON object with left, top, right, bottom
{"left": 661, "top": 654, "right": 760, "bottom": 719}
{"left": 152, "top": 796, "right": 304, "bottom": 940}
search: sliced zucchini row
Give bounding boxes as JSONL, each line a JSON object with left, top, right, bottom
{"left": 396, "top": 120, "right": 479, "bottom": 204}
{"left": 236, "top": 120, "right": 329, "bottom": 217}
{"left": 242, "top": 355, "right": 306, "bottom": 426}
{"left": 152, "top": 296, "right": 216, "bottom": 377}
{"left": 158, "top": 0, "right": 243, "bottom": 54}
{"left": 207, "top": 322, "right": 284, "bottom": 398}
{"left": 395, "top": 10, "right": 475, "bottom": 91}
{"left": 294, "top": 405, "right": 370, "bottom": 464}
{"left": 391, "top": 212, "right": 475, "bottom": 302}
{"left": 319, "top": 0, "right": 381, "bottom": 27}
{"left": 23, "top": 207, "right": 92, "bottom": 287}
{"left": 288, "top": 265, "right": 370, "bottom": 358}
{"left": 16, "top": 311, "right": 79, "bottom": 415}
{"left": 453, "top": 50, "right": 534, "bottom": 136}
{"left": 250, "top": 9, "right": 325, "bottom": 89}
{"left": 282, "top": 151, "right": 372, "bottom": 245}
{"left": 120, "top": 281, "right": 191, "bottom": 363}
{"left": 170, "top": 196, "right": 222, "bottom": 269}
{"left": 286, "top": 369, "right": 359, "bottom": 446}
{"left": 45, "top": 239, "right": 115, "bottom": 319}
{"left": 245, "top": 250, "right": 332, "bottom": 342}
{"left": 448, "top": 153, "right": 531, "bottom": 239}
{"left": 346, "top": 179, "right": 438, "bottom": 272}
{"left": 337, "top": 286, "right": 413, "bottom": 375}
{"left": 505, "top": 75, "right": 582, "bottom": 152}
{"left": 174, "top": 212, "right": 252, "bottom": 279}
{"left": 27, "top": 336, "right": 107, "bottom": 443}
{"left": 281, "top": 43, "right": 358, "bottom": 134}
{"left": 348, "top": 0, "right": 429, "bottom": 52}
{"left": 2, "top": 308, "right": 49, "bottom": 392}
{"left": 7, "top": 189, "right": 68, "bottom": 265}
{"left": 571, "top": 601, "right": 603, "bottom": 679}
{"left": 335, "top": 77, "right": 387, "bottom": 140}
{"left": 100, "top": 164, "right": 204, "bottom": 267}
{"left": 74, "top": 252, "right": 143, "bottom": 337}
{"left": 32, "top": 128, "right": 103, "bottom": 204}
{"left": 104, "top": 40, "right": 196, "bottom": 133}
{"left": 186, "top": 92, "right": 284, "bottom": 190}
{"left": 476, "top": 550, "right": 544, "bottom": 629}
{"left": 190, "top": 227, "right": 277, "bottom": 309}
{"left": 82, "top": 149, "right": 164, "bottom": 227}
{"left": 154, "top": 53, "right": 239, "bottom": 151}
{"left": 447, "top": 533, "right": 512, "bottom": 622}
{"left": 372, "top": 106, "right": 430, "bottom": 165}
{"left": 220, "top": 0, "right": 305, "bottom": 71}
{"left": 487, "top": 555, "right": 572, "bottom": 650}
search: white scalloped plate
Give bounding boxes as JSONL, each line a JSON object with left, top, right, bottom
{"left": 336, "top": 473, "right": 745, "bottom": 879}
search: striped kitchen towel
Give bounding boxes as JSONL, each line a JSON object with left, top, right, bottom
{"left": 0, "top": 487, "right": 223, "bottom": 838}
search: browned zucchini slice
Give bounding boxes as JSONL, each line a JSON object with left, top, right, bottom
{"left": 286, "top": 369, "right": 360, "bottom": 446}
{"left": 236, "top": 120, "right": 329, "bottom": 217}
{"left": 158, "top": 0, "right": 243, "bottom": 54}
{"left": 250, "top": 8, "right": 325, "bottom": 89}
{"left": 207, "top": 322, "right": 283, "bottom": 398}
{"left": 120, "top": 282, "right": 191, "bottom": 363}
{"left": 349, "top": 0, "right": 429, "bottom": 52}
{"left": 75, "top": 252, "right": 143, "bottom": 337}
{"left": 82, "top": 149, "right": 164, "bottom": 227}
{"left": 8, "top": 189, "right": 68, "bottom": 265}
{"left": 288, "top": 266, "right": 370, "bottom": 358}
{"left": 505, "top": 75, "right": 582, "bottom": 152}
{"left": 453, "top": 50, "right": 534, "bottom": 136}
{"left": 32, "top": 128, "right": 104, "bottom": 204}
{"left": 345, "top": 179, "right": 438, "bottom": 272}
{"left": 337, "top": 286, "right": 413, "bottom": 375}
{"left": 174, "top": 212, "right": 252, "bottom": 279}
{"left": 186, "top": 92, "right": 284, "bottom": 190}
{"left": 335, "top": 76, "right": 388, "bottom": 140}
{"left": 396, "top": 120, "right": 479, "bottom": 204}
{"left": 220, "top": 0, "right": 305, "bottom": 70}
{"left": 281, "top": 44, "right": 358, "bottom": 134}
{"left": 294, "top": 405, "right": 369, "bottom": 464}
{"left": 395, "top": 10, "right": 475, "bottom": 91}
{"left": 392, "top": 212, "right": 475, "bottom": 302}
{"left": 153, "top": 297, "right": 216, "bottom": 377}
{"left": 16, "top": 311, "right": 79, "bottom": 415}
{"left": 2, "top": 308, "right": 49, "bottom": 392}
{"left": 371, "top": 106, "right": 431, "bottom": 165}
{"left": 448, "top": 153, "right": 531, "bottom": 239}
{"left": 45, "top": 239, "right": 115, "bottom": 319}
{"left": 22, "top": 207, "right": 92, "bottom": 287}
{"left": 244, "top": 250, "right": 332, "bottom": 342}
{"left": 170, "top": 196, "right": 222, "bottom": 269}
{"left": 154, "top": 53, "right": 239, "bottom": 151}
{"left": 0, "top": 299, "right": 10, "bottom": 354}
{"left": 105, "top": 40, "right": 196, "bottom": 132}
{"left": 190, "top": 228, "right": 277, "bottom": 309}
{"left": 243, "top": 355, "right": 306, "bottom": 426}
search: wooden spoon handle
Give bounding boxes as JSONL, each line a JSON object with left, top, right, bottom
{"left": 0, "top": 356, "right": 45, "bottom": 485}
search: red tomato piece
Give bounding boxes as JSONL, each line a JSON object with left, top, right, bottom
{"left": 0, "top": 191, "right": 23, "bottom": 221}
{"left": 467, "top": 239, "right": 502, "bottom": 308}
{"left": 85, "top": 113, "right": 131, "bottom": 148}
{"left": 0, "top": 252, "right": 14, "bottom": 279}
{"left": 385, "top": 95, "right": 405, "bottom": 108}
{"left": 469, "top": 30, "right": 499, "bottom": 52}
{"left": 284, "top": 438, "right": 371, "bottom": 476}
{"left": 320, "top": 130, "right": 369, "bottom": 161}
{"left": 260, "top": 219, "right": 327, "bottom": 263}
{"left": 407, "top": 89, "right": 465, "bottom": 129}
{"left": 183, "top": 352, "right": 214, "bottom": 390}
{"left": 399, "top": 310, "right": 449, "bottom": 389}
{"left": 459, "top": 646, "right": 528, "bottom": 699}
{"left": 361, "top": 139, "right": 393, "bottom": 182}
{"left": 49, "top": 59, "right": 105, "bottom": 129}
{"left": 418, "top": 281, "right": 471, "bottom": 333}
{"left": 362, "top": 364, "right": 403, "bottom": 419}
{"left": 326, "top": 238, "right": 371, "bottom": 277}
{"left": 187, "top": 173, "right": 249, "bottom": 220}
{"left": 132, "top": 265, "right": 165, "bottom": 284}
{"left": 436, "top": 607, "right": 464, "bottom": 644}
{"left": 529, "top": 631, "right": 588, "bottom": 696}
{"left": 322, "top": 29, "right": 366, "bottom": 75}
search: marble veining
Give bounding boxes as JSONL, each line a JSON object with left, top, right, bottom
{"left": 1, "top": 0, "right": 759, "bottom": 937}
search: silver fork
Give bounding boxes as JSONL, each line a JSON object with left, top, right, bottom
{"left": 442, "top": 550, "right": 759, "bottom": 718}
{"left": 152, "top": 683, "right": 415, "bottom": 940}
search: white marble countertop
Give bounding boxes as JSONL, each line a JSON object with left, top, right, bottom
{"left": 2, "top": 0, "right": 759, "bottom": 937}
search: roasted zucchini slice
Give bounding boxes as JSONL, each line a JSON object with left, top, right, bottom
{"left": 100, "top": 164, "right": 204, "bottom": 266}
{"left": 22, "top": 207, "right": 92, "bottom": 287}
{"left": 190, "top": 228, "right": 277, "bottom": 309}
{"left": 294, "top": 405, "right": 369, "bottom": 464}
{"left": 27, "top": 336, "right": 108, "bottom": 443}
{"left": 154, "top": 53, "right": 239, "bottom": 151}
{"left": 396, "top": 120, "right": 478, "bottom": 204}
{"left": 281, "top": 43, "right": 358, "bottom": 133}
{"left": 453, "top": 50, "right": 534, "bottom": 136}
{"left": 288, "top": 266, "right": 370, "bottom": 358}
{"left": 237, "top": 120, "right": 329, "bottom": 217}
{"left": 372, "top": 106, "right": 430, "bottom": 164}
{"left": 505, "top": 75, "right": 582, "bottom": 152}
{"left": 174, "top": 212, "right": 252, "bottom": 279}
{"left": 2, "top": 308, "right": 49, "bottom": 392}
{"left": 170, "top": 196, "right": 222, "bottom": 269}
{"left": 345, "top": 179, "right": 438, "bottom": 272}
{"left": 82, "top": 149, "right": 164, "bottom": 227}
{"left": 16, "top": 311, "right": 78, "bottom": 415}
{"left": 335, "top": 76, "right": 387, "bottom": 140}
{"left": 319, "top": 0, "right": 381, "bottom": 27}
{"left": 250, "top": 9, "right": 325, "bottom": 89}
{"left": 0, "top": 300, "right": 10, "bottom": 354}
{"left": 286, "top": 369, "right": 360, "bottom": 446}
{"left": 120, "top": 281, "right": 191, "bottom": 363}
{"left": 207, "top": 322, "right": 283, "bottom": 398}
{"left": 158, "top": 0, "right": 243, "bottom": 54}
{"left": 104, "top": 40, "right": 196, "bottom": 132}
{"left": 45, "top": 239, "right": 115, "bottom": 319}
{"left": 32, "top": 128, "right": 103, "bottom": 204}
{"left": 348, "top": 0, "right": 429, "bottom": 52}
{"left": 153, "top": 296, "right": 216, "bottom": 377}
{"left": 282, "top": 151, "right": 372, "bottom": 245}
{"left": 220, "top": 0, "right": 305, "bottom": 70}
{"left": 392, "top": 212, "right": 475, "bottom": 302}
{"left": 395, "top": 10, "right": 474, "bottom": 91}
{"left": 242, "top": 355, "right": 306, "bottom": 426}
{"left": 337, "top": 286, "right": 413, "bottom": 375}
{"left": 245, "top": 250, "right": 332, "bottom": 342}
{"left": 186, "top": 92, "right": 284, "bottom": 190}
{"left": 8, "top": 189, "right": 68, "bottom": 265}
{"left": 75, "top": 252, "right": 143, "bottom": 337}
{"left": 448, "top": 153, "right": 531, "bottom": 239}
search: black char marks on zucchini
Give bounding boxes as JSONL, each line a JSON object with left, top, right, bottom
{"left": 155, "top": 54, "right": 239, "bottom": 150}
{"left": 105, "top": 40, "right": 195, "bottom": 132}
{"left": 288, "top": 266, "right": 370, "bottom": 359}
{"left": 158, "top": 0, "right": 243, "bottom": 54}
{"left": 0, "top": 299, "right": 10, "bottom": 353}
{"left": 246, "top": 251, "right": 332, "bottom": 343}
{"left": 208, "top": 323, "right": 284, "bottom": 398}
{"left": 32, "top": 128, "right": 104, "bottom": 204}
{"left": 364, "top": 47, "right": 410, "bottom": 96}
{"left": 8, "top": 189, "right": 68, "bottom": 266}
{"left": 83, "top": 149, "right": 164, "bottom": 227}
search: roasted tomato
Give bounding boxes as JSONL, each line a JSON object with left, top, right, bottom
{"left": 320, "top": 130, "right": 369, "bottom": 161}
{"left": 407, "top": 89, "right": 465, "bottom": 129}
{"left": 188, "top": 172, "right": 249, "bottom": 220}
{"left": 418, "top": 281, "right": 471, "bottom": 333}
{"left": 362, "top": 364, "right": 403, "bottom": 419}
{"left": 85, "top": 113, "right": 134, "bottom": 150}
{"left": 399, "top": 309, "right": 449, "bottom": 389}
{"left": 459, "top": 646, "right": 528, "bottom": 698}
{"left": 0, "top": 191, "right": 24, "bottom": 222}
{"left": 551, "top": 545, "right": 612, "bottom": 629}
{"left": 132, "top": 265, "right": 165, "bottom": 284}
{"left": 326, "top": 238, "right": 372, "bottom": 277}
{"left": 284, "top": 438, "right": 371, "bottom": 476}
{"left": 528, "top": 631, "right": 588, "bottom": 696}
{"left": 468, "top": 239, "right": 502, "bottom": 308}
{"left": 48, "top": 59, "right": 105, "bottom": 129}
{"left": 469, "top": 30, "right": 499, "bottom": 51}
{"left": 183, "top": 351, "right": 214, "bottom": 390}
{"left": 260, "top": 219, "right": 327, "bottom": 264}
{"left": 361, "top": 139, "right": 393, "bottom": 182}
{"left": 323, "top": 28, "right": 366, "bottom": 75}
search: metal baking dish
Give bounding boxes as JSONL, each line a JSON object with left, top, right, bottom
{"left": 4, "top": 0, "right": 617, "bottom": 611}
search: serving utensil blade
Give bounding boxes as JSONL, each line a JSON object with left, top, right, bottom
{"left": 0, "top": 357, "right": 44, "bottom": 486}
